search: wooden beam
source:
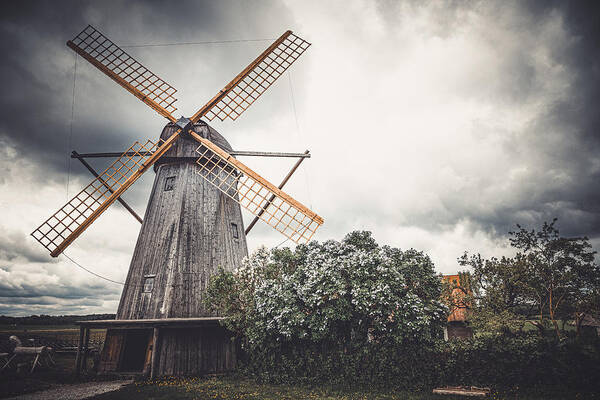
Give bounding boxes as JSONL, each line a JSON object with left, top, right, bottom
{"left": 76, "top": 317, "right": 224, "bottom": 329}
{"left": 81, "top": 328, "right": 90, "bottom": 373}
{"left": 71, "top": 150, "right": 311, "bottom": 159}
{"left": 0, "top": 354, "right": 16, "bottom": 373}
{"left": 74, "top": 325, "right": 84, "bottom": 376}
{"left": 67, "top": 40, "right": 176, "bottom": 123}
{"left": 150, "top": 327, "right": 160, "bottom": 379}
{"left": 72, "top": 151, "right": 143, "bottom": 224}
{"left": 245, "top": 150, "right": 310, "bottom": 235}
{"left": 230, "top": 150, "right": 310, "bottom": 158}
{"left": 50, "top": 130, "right": 181, "bottom": 257}
{"left": 190, "top": 131, "right": 322, "bottom": 223}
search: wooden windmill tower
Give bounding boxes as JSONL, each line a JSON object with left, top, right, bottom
{"left": 31, "top": 25, "right": 323, "bottom": 377}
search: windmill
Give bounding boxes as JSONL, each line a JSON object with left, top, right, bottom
{"left": 31, "top": 25, "right": 323, "bottom": 377}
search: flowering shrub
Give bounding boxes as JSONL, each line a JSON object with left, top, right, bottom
{"left": 205, "top": 232, "right": 449, "bottom": 386}
{"left": 207, "top": 231, "right": 446, "bottom": 349}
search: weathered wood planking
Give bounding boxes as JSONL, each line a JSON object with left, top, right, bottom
{"left": 117, "top": 122, "right": 248, "bottom": 320}
{"left": 156, "top": 327, "right": 235, "bottom": 376}
{"left": 99, "top": 122, "right": 246, "bottom": 377}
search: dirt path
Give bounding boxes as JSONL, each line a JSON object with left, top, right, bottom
{"left": 4, "top": 380, "right": 132, "bottom": 400}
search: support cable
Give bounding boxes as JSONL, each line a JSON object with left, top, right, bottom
{"left": 287, "top": 70, "right": 314, "bottom": 210}
{"left": 66, "top": 54, "right": 77, "bottom": 199}
{"left": 122, "top": 38, "right": 275, "bottom": 48}
{"left": 63, "top": 252, "right": 125, "bottom": 285}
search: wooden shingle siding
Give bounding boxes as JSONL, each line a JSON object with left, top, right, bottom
{"left": 117, "top": 122, "right": 248, "bottom": 320}
{"left": 100, "top": 122, "right": 246, "bottom": 376}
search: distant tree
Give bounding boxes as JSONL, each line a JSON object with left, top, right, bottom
{"left": 509, "top": 219, "right": 599, "bottom": 339}
{"left": 459, "top": 219, "right": 600, "bottom": 340}
{"left": 457, "top": 255, "right": 529, "bottom": 335}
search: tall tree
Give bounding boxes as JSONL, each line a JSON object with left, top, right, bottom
{"left": 509, "top": 219, "right": 598, "bottom": 339}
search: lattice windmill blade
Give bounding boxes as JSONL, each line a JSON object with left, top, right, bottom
{"left": 190, "top": 30, "right": 311, "bottom": 123}
{"left": 31, "top": 131, "right": 182, "bottom": 257}
{"left": 67, "top": 25, "right": 178, "bottom": 122}
{"left": 189, "top": 131, "right": 323, "bottom": 244}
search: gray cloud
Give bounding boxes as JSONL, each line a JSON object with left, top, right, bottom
{"left": 0, "top": 230, "right": 51, "bottom": 263}
{"left": 1, "top": 0, "right": 599, "bottom": 315}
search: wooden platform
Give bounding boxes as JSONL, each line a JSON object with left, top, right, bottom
{"left": 74, "top": 317, "right": 233, "bottom": 378}
{"left": 76, "top": 317, "right": 223, "bottom": 329}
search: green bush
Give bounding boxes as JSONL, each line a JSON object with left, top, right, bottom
{"left": 238, "top": 334, "right": 600, "bottom": 392}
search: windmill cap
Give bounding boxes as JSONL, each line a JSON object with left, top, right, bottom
{"left": 154, "top": 121, "right": 233, "bottom": 169}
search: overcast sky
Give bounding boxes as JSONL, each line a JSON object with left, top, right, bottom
{"left": 1, "top": 0, "right": 599, "bottom": 316}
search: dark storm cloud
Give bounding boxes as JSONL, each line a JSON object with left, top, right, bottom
{"left": 527, "top": 0, "right": 600, "bottom": 236}
{"left": 487, "top": 0, "right": 600, "bottom": 237}
{"left": 369, "top": 0, "right": 600, "bottom": 239}
{"left": 2, "top": 0, "right": 600, "bottom": 315}
{"left": 0, "top": 279, "right": 115, "bottom": 300}
{"left": 0, "top": 262, "right": 120, "bottom": 315}
{"left": 0, "top": 0, "right": 288, "bottom": 180}
{"left": 0, "top": 0, "right": 297, "bottom": 316}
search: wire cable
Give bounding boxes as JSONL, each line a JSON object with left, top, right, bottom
{"left": 121, "top": 38, "right": 275, "bottom": 48}
{"left": 63, "top": 252, "right": 125, "bottom": 285}
{"left": 274, "top": 237, "right": 291, "bottom": 248}
{"left": 287, "top": 70, "right": 314, "bottom": 210}
{"left": 288, "top": 71, "right": 300, "bottom": 133}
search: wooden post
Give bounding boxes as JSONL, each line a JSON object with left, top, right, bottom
{"left": 81, "top": 328, "right": 90, "bottom": 373}
{"left": 74, "top": 325, "right": 84, "bottom": 376}
{"left": 30, "top": 352, "right": 41, "bottom": 374}
{"left": 0, "top": 354, "right": 16, "bottom": 372}
{"left": 150, "top": 327, "right": 160, "bottom": 379}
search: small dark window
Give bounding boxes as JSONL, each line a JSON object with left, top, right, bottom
{"left": 164, "top": 176, "right": 176, "bottom": 191}
{"left": 231, "top": 223, "right": 239, "bottom": 239}
{"left": 143, "top": 276, "right": 155, "bottom": 293}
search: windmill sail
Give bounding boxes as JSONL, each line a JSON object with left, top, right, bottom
{"left": 67, "top": 25, "right": 178, "bottom": 121}
{"left": 190, "top": 30, "right": 311, "bottom": 123}
{"left": 31, "top": 138, "right": 172, "bottom": 256}
{"left": 32, "top": 26, "right": 320, "bottom": 258}
{"left": 192, "top": 133, "right": 323, "bottom": 244}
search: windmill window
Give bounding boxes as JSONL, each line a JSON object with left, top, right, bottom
{"left": 143, "top": 276, "right": 155, "bottom": 293}
{"left": 231, "top": 223, "right": 239, "bottom": 239}
{"left": 164, "top": 176, "right": 176, "bottom": 191}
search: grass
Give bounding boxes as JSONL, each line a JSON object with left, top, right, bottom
{"left": 88, "top": 375, "right": 599, "bottom": 400}
{"left": 0, "top": 326, "right": 594, "bottom": 400}
{"left": 0, "top": 354, "right": 596, "bottom": 400}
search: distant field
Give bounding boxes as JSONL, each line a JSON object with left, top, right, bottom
{"left": 0, "top": 325, "right": 105, "bottom": 336}
{"left": 0, "top": 325, "right": 106, "bottom": 352}
{"left": 0, "top": 324, "right": 80, "bottom": 333}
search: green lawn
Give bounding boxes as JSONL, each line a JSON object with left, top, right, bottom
{"left": 89, "top": 376, "right": 598, "bottom": 400}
